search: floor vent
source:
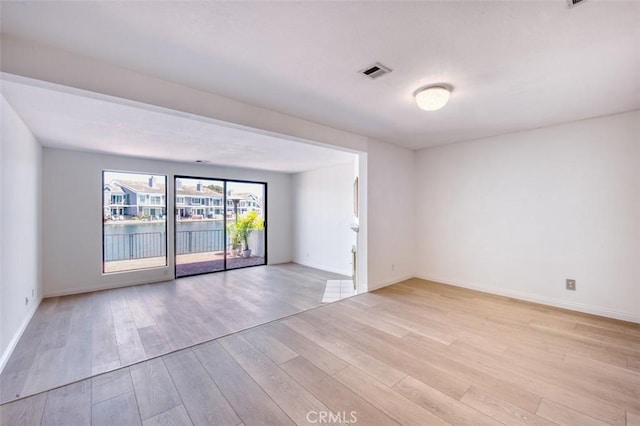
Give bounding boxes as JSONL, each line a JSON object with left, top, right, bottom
{"left": 359, "top": 62, "right": 392, "bottom": 79}
{"left": 568, "top": 0, "right": 587, "bottom": 8}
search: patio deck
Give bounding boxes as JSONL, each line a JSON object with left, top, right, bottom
{"left": 104, "top": 251, "right": 265, "bottom": 275}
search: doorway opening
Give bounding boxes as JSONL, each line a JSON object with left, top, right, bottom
{"left": 175, "top": 176, "right": 266, "bottom": 277}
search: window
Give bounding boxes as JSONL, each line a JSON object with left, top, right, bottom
{"left": 103, "top": 171, "right": 167, "bottom": 273}
{"left": 175, "top": 177, "right": 267, "bottom": 277}
{"left": 176, "top": 197, "right": 185, "bottom": 204}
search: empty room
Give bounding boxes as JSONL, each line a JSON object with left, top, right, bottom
{"left": 1, "top": 1, "right": 638, "bottom": 426}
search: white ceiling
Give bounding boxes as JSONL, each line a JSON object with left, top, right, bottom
{"left": 1, "top": 1, "right": 639, "bottom": 149}
{"left": 1, "top": 78, "right": 356, "bottom": 173}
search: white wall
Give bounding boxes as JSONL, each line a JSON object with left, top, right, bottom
{"left": 292, "top": 162, "right": 355, "bottom": 276}
{"left": 0, "top": 96, "right": 43, "bottom": 370}
{"left": 415, "top": 110, "right": 640, "bottom": 322}
{"left": 366, "top": 139, "right": 415, "bottom": 290}
{"left": 1, "top": 36, "right": 420, "bottom": 294}
{"left": 42, "top": 148, "right": 292, "bottom": 297}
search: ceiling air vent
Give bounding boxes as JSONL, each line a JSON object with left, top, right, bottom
{"left": 567, "top": 0, "right": 587, "bottom": 8}
{"left": 359, "top": 62, "right": 392, "bottom": 79}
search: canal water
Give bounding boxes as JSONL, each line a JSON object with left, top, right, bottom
{"left": 104, "top": 220, "right": 225, "bottom": 261}
{"left": 104, "top": 220, "right": 224, "bottom": 235}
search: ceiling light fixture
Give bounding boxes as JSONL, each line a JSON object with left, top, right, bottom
{"left": 414, "top": 85, "right": 452, "bottom": 111}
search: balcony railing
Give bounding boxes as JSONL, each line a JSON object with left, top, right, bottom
{"left": 104, "top": 230, "right": 225, "bottom": 261}
{"left": 175, "top": 230, "right": 225, "bottom": 255}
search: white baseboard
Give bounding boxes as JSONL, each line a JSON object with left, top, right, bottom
{"left": 368, "top": 274, "right": 414, "bottom": 292}
{"left": 415, "top": 275, "right": 640, "bottom": 324}
{"left": 43, "top": 276, "right": 174, "bottom": 298}
{"left": 0, "top": 297, "right": 42, "bottom": 374}
{"left": 292, "top": 259, "right": 351, "bottom": 277}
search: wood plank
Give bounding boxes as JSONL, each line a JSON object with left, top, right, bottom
{"left": 322, "top": 301, "right": 410, "bottom": 338}
{"left": 124, "top": 285, "right": 157, "bottom": 329}
{"left": 142, "top": 404, "right": 193, "bottom": 426}
{"left": 0, "top": 392, "right": 47, "bottom": 426}
{"left": 111, "top": 289, "right": 147, "bottom": 365}
{"left": 401, "top": 332, "right": 543, "bottom": 413}
{"left": 92, "top": 392, "right": 142, "bottom": 426}
{"left": 193, "top": 340, "right": 295, "bottom": 426}
{"left": 562, "top": 352, "right": 640, "bottom": 400}
{"left": 19, "top": 298, "right": 78, "bottom": 396}
{"left": 261, "top": 321, "right": 349, "bottom": 375}
{"left": 283, "top": 316, "right": 406, "bottom": 387}
{"left": 241, "top": 328, "right": 298, "bottom": 364}
{"left": 393, "top": 375, "right": 502, "bottom": 426}
{"left": 280, "top": 355, "right": 400, "bottom": 426}
{"left": 163, "top": 349, "right": 240, "bottom": 426}
{"left": 295, "top": 306, "right": 368, "bottom": 334}
{"left": 1, "top": 299, "right": 57, "bottom": 374}
{"left": 92, "top": 367, "right": 133, "bottom": 404}
{"left": 0, "top": 369, "right": 30, "bottom": 402}
{"left": 536, "top": 398, "right": 609, "bottom": 426}
{"left": 460, "top": 386, "right": 555, "bottom": 426}
{"left": 60, "top": 297, "right": 93, "bottom": 384}
{"left": 138, "top": 325, "right": 172, "bottom": 358}
{"left": 627, "top": 411, "right": 640, "bottom": 426}
{"left": 137, "top": 285, "right": 195, "bottom": 352}
{"left": 130, "top": 358, "right": 182, "bottom": 420}
{"left": 306, "top": 318, "right": 471, "bottom": 400}
{"left": 217, "top": 333, "right": 254, "bottom": 356}
{"left": 91, "top": 290, "right": 121, "bottom": 375}
{"left": 334, "top": 365, "right": 450, "bottom": 426}
{"left": 41, "top": 380, "right": 91, "bottom": 426}
{"left": 437, "top": 339, "right": 626, "bottom": 425}
{"left": 228, "top": 347, "right": 331, "bottom": 425}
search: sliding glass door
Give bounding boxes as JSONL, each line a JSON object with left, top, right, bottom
{"left": 175, "top": 176, "right": 266, "bottom": 278}
{"left": 226, "top": 181, "right": 266, "bottom": 270}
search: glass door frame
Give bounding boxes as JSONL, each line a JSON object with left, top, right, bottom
{"left": 174, "top": 175, "right": 268, "bottom": 277}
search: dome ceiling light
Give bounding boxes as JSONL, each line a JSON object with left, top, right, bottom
{"left": 414, "top": 85, "right": 452, "bottom": 111}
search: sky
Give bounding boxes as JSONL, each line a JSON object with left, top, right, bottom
{"left": 104, "top": 172, "right": 264, "bottom": 198}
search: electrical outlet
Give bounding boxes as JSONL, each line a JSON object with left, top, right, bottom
{"left": 391, "top": 263, "right": 395, "bottom": 272}
{"left": 566, "top": 279, "right": 576, "bottom": 291}
{"left": 25, "top": 297, "right": 29, "bottom": 306}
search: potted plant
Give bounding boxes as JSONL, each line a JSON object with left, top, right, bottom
{"left": 227, "top": 222, "right": 243, "bottom": 257}
{"left": 234, "top": 211, "right": 263, "bottom": 258}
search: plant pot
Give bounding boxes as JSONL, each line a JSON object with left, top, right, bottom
{"left": 242, "top": 249, "right": 252, "bottom": 258}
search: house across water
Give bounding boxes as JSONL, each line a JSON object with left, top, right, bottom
{"left": 103, "top": 177, "right": 261, "bottom": 221}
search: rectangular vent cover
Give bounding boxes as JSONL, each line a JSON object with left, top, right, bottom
{"left": 567, "top": 0, "right": 587, "bottom": 7}
{"left": 359, "top": 62, "right": 392, "bottom": 79}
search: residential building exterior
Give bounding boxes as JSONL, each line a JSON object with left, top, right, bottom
{"left": 232, "top": 192, "right": 262, "bottom": 216}
{"left": 104, "top": 176, "right": 166, "bottom": 219}
{"left": 175, "top": 180, "right": 224, "bottom": 219}
{"left": 104, "top": 178, "right": 262, "bottom": 220}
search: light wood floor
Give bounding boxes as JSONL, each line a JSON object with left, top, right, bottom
{"left": 2, "top": 278, "right": 639, "bottom": 425}
{"left": 0, "top": 263, "right": 348, "bottom": 404}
